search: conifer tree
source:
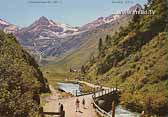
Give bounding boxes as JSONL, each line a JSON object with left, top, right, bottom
{"left": 105, "top": 35, "right": 109, "bottom": 44}
{"left": 132, "top": 8, "right": 140, "bottom": 23}
{"left": 81, "top": 65, "right": 86, "bottom": 74}
{"left": 147, "top": 0, "right": 152, "bottom": 5}
{"left": 98, "top": 38, "right": 103, "bottom": 52}
{"left": 165, "top": 24, "right": 168, "bottom": 32}
{"left": 105, "top": 34, "right": 112, "bottom": 46}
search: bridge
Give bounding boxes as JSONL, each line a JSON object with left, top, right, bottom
{"left": 42, "top": 81, "right": 120, "bottom": 117}
{"left": 92, "top": 88, "right": 120, "bottom": 117}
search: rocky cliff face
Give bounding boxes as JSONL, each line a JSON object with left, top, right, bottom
{"left": 14, "top": 13, "right": 130, "bottom": 58}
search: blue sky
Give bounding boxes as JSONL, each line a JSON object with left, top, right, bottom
{"left": 0, "top": 0, "right": 147, "bottom": 27}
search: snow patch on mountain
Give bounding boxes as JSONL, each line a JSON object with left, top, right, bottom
{"left": 80, "top": 14, "right": 122, "bottom": 31}
{"left": 0, "top": 19, "right": 10, "bottom": 26}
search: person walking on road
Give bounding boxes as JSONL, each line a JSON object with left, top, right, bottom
{"left": 75, "top": 98, "right": 80, "bottom": 112}
{"left": 82, "top": 98, "right": 85, "bottom": 109}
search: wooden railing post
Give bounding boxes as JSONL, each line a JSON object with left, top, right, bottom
{"left": 76, "top": 90, "right": 78, "bottom": 96}
{"left": 112, "top": 101, "right": 115, "bottom": 117}
{"left": 39, "top": 107, "right": 44, "bottom": 117}
{"left": 60, "top": 110, "right": 65, "bottom": 117}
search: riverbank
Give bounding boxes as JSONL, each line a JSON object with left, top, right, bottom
{"left": 41, "top": 81, "right": 152, "bottom": 117}
{"left": 80, "top": 83, "right": 95, "bottom": 94}
{"left": 60, "top": 80, "right": 96, "bottom": 94}
{"left": 40, "top": 85, "right": 72, "bottom": 107}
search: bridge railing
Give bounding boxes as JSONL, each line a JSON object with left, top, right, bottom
{"left": 75, "top": 90, "right": 95, "bottom": 97}
{"left": 93, "top": 88, "right": 116, "bottom": 98}
{"left": 92, "top": 95, "right": 111, "bottom": 117}
{"left": 92, "top": 88, "right": 118, "bottom": 117}
{"left": 73, "top": 86, "right": 104, "bottom": 97}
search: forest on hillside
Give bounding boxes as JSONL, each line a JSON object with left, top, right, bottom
{"left": 83, "top": 0, "right": 168, "bottom": 116}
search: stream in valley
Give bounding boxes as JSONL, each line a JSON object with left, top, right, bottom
{"left": 58, "top": 82, "right": 141, "bottom": 117}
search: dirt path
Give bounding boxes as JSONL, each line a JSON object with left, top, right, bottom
{"left": 43, "top": 85, "right": 98, "bottom": 117}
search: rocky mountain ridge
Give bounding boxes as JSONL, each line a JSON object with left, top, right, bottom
{"left": 0, "top": 4, "right": 142, "bottom": 62}
{"left": 0, "top": 19, "right": 19, "bottom": 33}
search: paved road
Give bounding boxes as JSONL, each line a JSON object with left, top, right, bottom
{"left": 43, "top": 86, "right": 98, "bottom": 117}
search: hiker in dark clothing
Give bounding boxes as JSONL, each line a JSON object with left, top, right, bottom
{"left": 75, "top": 98, "right": 80, "bottom": 112}
{"left": 58, "top": 103, "right": 64, "bottom": 117}
{"left": 60, "top": 104, "right": 63, "bottom": 112}
{"left": 82, "top": 98, "right": 85, "bottom": 109}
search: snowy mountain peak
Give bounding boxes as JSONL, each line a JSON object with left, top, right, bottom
{"left": 0, "top": 19, "right": 10, "bottom": 26}
{"left": 39, "top": 16, "right": 48, "bottom": 21}
{"left": 33, "top": 16, "right": 50, "bottom": 26}
{"left": 80, "top": 14, "right": 121, "bottom": 31}
{"left": 0, "top": 19, "right": 19, "bottom": 33}
{"left": 15, "top": 16, "right": 80, "bottom": 40}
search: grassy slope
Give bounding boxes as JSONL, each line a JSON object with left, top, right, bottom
{"left": 84, "top": 0, "right": 168, "bottom": 115}
{"left": 0, "top": 31, "right": 50, "bottom": 116}
{"left": 41, "top": 15, "right": 131, "bottom": 76}
{"left": 59, "top": 18, "right": 130, "bottom": 69}
{"left": 41, "top": 64, "right": 78, "bottom": 89}
{"left": 40, "top": 16, "right": 131, "bottom": 91}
